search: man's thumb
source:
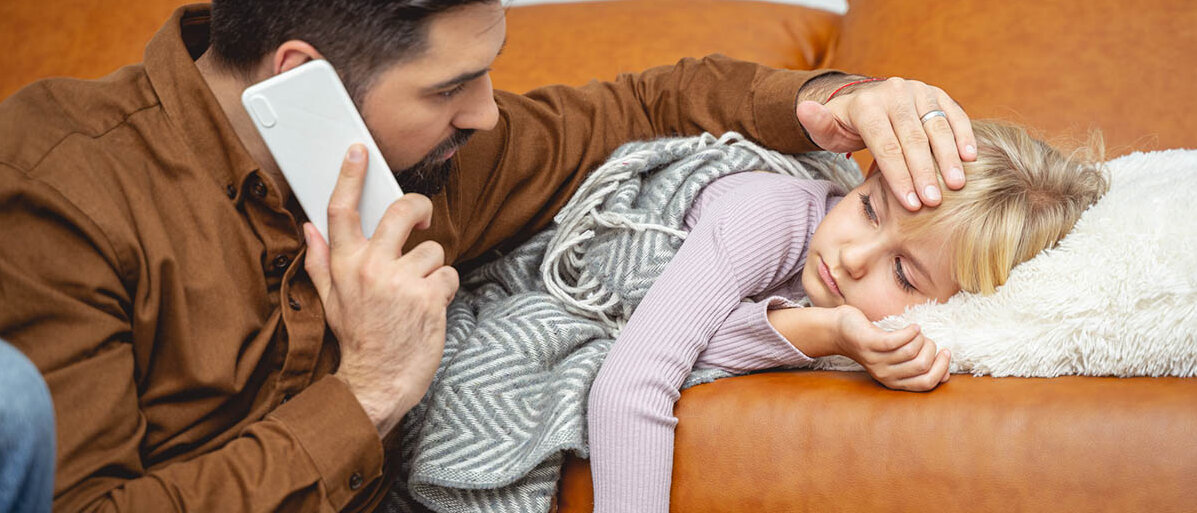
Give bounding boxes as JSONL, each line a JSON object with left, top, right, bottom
{"left": 796, "top": 100, "right": 838, "bottom": 150}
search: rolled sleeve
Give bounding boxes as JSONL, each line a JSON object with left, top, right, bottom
{"left": 753, "top": 67, "right": 844, "bottom": 154}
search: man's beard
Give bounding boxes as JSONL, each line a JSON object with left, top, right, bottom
{"left": 392, "top": 129, "right": 475, "bottom": 196}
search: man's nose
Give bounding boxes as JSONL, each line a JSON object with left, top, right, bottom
{"left": 453, "top": 75, "right": 499, "bottom": 132}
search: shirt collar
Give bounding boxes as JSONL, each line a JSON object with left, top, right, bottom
{"left": 143, "top": 4, "right": 260, "bottom": 191}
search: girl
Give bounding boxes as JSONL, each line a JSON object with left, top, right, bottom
{"left": 587, "top": 121, "right": 1109, "bottom": 512}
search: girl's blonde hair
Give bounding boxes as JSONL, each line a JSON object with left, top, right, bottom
{"left": 901, "top": 121, "right": 1109, "bottom": 294}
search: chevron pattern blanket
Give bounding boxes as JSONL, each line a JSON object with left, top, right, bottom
{"left": 381, "top": 133, "right": 861, "bottom": 513}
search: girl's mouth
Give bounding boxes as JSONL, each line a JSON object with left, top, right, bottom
{"left": 819, "top": 257, "right": 843, "bottom": 298}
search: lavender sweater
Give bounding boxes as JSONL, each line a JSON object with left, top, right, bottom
{"left": 587, "top": 171, "right": 844, "bottom": 513}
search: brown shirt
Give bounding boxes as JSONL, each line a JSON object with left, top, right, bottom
{"left": 0, "top": 5, "right": 825, "bottom": 513}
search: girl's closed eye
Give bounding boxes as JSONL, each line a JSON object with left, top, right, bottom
{"left": 861, "top": 192, "right": 917, "bottom": 293}
{"left": 894, "top": 257, "right": 916, "bottom": 293}
{"left": 859, "top": 192, "right": 878, "bottom": 223}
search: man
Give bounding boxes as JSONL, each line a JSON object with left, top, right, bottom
{"left": 0, "top": 0, "right": 975, "bottom": 511}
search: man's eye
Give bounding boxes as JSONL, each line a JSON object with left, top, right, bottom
{"left": 858, "top": 193, "right": 878, "bottom": 222}
{"left": 438, "top": 83, "right": 467, "bottom": 98}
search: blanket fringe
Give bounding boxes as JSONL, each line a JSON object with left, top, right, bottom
{"left": 540, "top": 132, "right": 860, "bottom": 333}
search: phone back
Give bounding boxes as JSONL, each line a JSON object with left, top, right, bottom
{"left": 241, "top": 59, "right": 401, "bottom": 240}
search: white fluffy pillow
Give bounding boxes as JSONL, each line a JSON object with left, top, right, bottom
{"left": 814, "top": 149, "right": 1197, "bottom": 377}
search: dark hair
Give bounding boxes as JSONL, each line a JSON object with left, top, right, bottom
{"left": 210, "top": 0, "right": 495, "bottom": 101}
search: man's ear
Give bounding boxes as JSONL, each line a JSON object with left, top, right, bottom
{"left": 271, "top": 40, "right": 326, "bottom": 75}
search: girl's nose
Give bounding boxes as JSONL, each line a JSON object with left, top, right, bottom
{"left": 840, "top": 238, "right": 882, "bottom": 280}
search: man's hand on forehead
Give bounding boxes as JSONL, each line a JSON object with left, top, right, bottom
{"left": 796, "top": 75, "right": 976, "bottom": 211}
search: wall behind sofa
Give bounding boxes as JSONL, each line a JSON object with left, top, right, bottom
{"left": 506, "top": 0, "right": 847, "bottom": 14}
{"left": 0, "top": 0, "right": 846, "bottom": 101}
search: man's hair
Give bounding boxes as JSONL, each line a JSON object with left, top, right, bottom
{"left": 209, "top": 0, "right": 495, "bottom": 101}
{"left": 901, "top": 120, "right": 1109, "bottom": 294}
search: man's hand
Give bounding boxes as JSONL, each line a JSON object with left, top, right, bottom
{"left": 303, "top": 144, "right": 459, "bottom": 438}
{"left": 833, "top": 305, "right": 951, "bottom": 392}
{"left": 797, "top": 75, "right": 977, "bottom": 210}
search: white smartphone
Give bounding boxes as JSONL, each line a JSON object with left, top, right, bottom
{"left": 241, "top": 59, "right": 402, "bottom": 241}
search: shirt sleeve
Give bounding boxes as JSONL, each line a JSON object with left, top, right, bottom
{"left": 408, "top": 55, "right": 839, "bottom": 264}
{"left": 0, "top": 165, "right": 382, "bottom": 513}
{"left": 586, "top": 172, "right": 832, "bottom": 513}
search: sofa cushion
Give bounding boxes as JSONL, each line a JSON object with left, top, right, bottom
{"left": 558, "top": 370, "right": 1197, "bottom": 512}
{"left": 492, "top": 0, "right": 841, "bottom": 93}
{"left": 828, "top": 0, "right": 1197, "bottom": 156}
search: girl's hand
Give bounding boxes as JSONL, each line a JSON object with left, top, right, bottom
{"left": 832, "top": 305, "right": 951, "bottom": 392}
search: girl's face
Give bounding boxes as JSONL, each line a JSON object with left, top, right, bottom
{"left": 802, "top": 172, "right": 961, "bottom": 321}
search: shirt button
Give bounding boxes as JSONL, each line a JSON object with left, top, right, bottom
{"left": 348, "top": 472, "right": 364, "bottom": 490}
{"left": 272, "top": 254, "right": 291, "bottom": 271}
{"left": 287, "top": 295, "right": 302, "bottom": 311}
{"left": 225, "top": 183, "right": 237, "bottom": 199}
{"left": 252, "top": 180, "right": 268, "bottom": 199}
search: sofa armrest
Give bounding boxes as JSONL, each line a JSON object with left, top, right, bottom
{"left": 559, "top": 371, "right": 1197, "bottom": 512}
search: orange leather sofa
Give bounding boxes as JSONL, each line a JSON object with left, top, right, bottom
{"left": 4, "top": 1, "right": 1195, "bottom": 512}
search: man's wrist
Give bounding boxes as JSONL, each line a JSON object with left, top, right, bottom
{"left": 333, "top": 373, "right": 407, "bottom": 437}
{"left": 792, "top": 71, "right": 871, "bottom": 148}
{"left": 796, "top": 72, "right": 873, "bottom": 104}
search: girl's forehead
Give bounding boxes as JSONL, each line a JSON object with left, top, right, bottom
{"left": 868, "top": 174, "right": 961, "bottom": 299}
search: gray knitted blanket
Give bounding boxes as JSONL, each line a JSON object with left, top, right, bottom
{"left": 381, "top": 133, "right": 860, "bottom": 513}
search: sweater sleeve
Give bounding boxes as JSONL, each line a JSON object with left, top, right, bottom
{"left": 693, "top": 296, "right": 815, "bottom": 373}
{"left": 587, "top": 173, "right": 834, "bottom": 513}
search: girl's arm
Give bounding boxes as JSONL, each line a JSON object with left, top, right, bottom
{"left": 587, "top": 173, "right": 840, "bottom": 513}
{"left": 768, "top": 304, "right": 953, "bottom": 391}
{"left": 692, "top": 297, "right": 818, "bottom": 373}
{"left": 766, "top": 306, "right": 842, "bottom": 358}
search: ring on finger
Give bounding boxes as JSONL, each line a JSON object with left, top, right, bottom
{"left": 919, "top": 109, "right": 947, "bottom": 124}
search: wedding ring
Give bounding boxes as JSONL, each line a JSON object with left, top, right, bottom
{"left": 920, "top": 110, "right": 947, "bottom": 124}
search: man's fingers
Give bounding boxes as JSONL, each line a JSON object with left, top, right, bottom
{"left": 913, "top": 91, "right": 963, "bottom": 202}
{"left": 885, "top": 80, "right": 940, "bottom": 209}
{"left": 397, "top": 240, "right": 448, "bottom": 279}
{"left": 303, "top": 223, "right": 332, "bottom": 300}
{"left": 934, "top": 90, "right": 973, "bottom": 190}
{"left": 833, "top": 77, "right": 979, "bottom": 209}
{"left": 939, "top": 89, "right": 978, "bottom": 171}
{"left": 428, "top": 265, "right": 461, "bottom": 306}
{"left": 853, "top": 104, "right": 919, "bottom": 211}
{"left": 327, "top": 144, "right": 369, "bottom": 253}
{"left": 370, "top": 193, "right": 434, "bottom": 258}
